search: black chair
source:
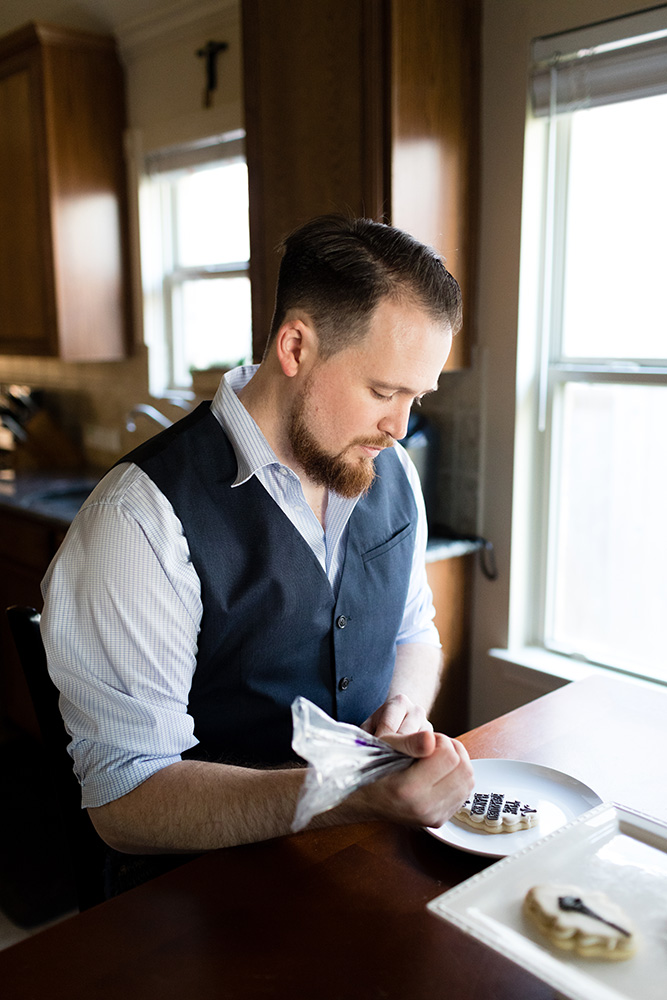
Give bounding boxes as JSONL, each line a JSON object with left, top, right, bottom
{"left": 6, "top": 606, "right": 106, "bottom": 911}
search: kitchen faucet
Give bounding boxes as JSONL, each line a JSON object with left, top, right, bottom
{"left": 125, "top": 403, "right": 173, "bottom": 433}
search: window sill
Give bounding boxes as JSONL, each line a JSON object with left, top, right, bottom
{"left": 489, "top": 646, "right": 666, "bottom": 696}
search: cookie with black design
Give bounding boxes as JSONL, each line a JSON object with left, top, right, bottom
{"left": 453, "top": 791, "right": 539, "bottom": 833}
{"left": 523, "top": 883, "right": 636, "bottom": 960}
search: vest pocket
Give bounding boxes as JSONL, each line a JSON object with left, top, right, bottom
{"left": 361, "top": 522, "right": 415, "bottom": 564}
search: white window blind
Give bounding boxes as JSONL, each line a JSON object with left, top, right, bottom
{"left": 144, "top": 131, "right": 245, "bottom": 175}
{"left": 531, "top": 5, "right": 667, "bottom": 115}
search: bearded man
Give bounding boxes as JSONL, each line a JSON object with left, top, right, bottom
{"left": 41, "top": 215, "right": 473, "bottom": 894}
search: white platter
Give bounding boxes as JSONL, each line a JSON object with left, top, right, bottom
{"left": 426, "top": 758, "right": 602, "bottom": 858}
{"left": 428, "top": 802, "right": 667, "bottom": 1000}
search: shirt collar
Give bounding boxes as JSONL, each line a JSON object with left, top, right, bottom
{"left": 210, "top": 367, "right": 362, "bottom": 524}
{"left": 211, "top": 365, "right": 281, "bottom": 486}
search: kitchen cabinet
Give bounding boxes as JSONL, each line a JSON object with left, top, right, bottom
{"left": 0, "top": 22, "right": 130, "bottom": 360}
{"left": 241, "top": 0, "right": 480, "bottom": 369}
{"left": 0, "top": 506, "right": 65, "bottom": 737}
{"left": 427, "top": 552, "right": 473, "bottom": 736}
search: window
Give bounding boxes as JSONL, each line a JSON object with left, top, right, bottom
{"left": 518, "top": 8, "right": 667, "bottom": 683}
{"left": 140, "top": 132, "right": 252, "bottom": 394}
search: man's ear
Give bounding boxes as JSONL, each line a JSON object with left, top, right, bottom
{"left": 275, "top": 317, "right": 317, "bottom": 377}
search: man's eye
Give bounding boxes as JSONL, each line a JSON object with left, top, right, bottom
{"left": 371, "top": 389, "right": 392, "bottom": 400}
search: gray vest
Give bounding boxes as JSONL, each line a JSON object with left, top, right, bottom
{"left": 125, "top": 402, "right": 417, "bottom": 765}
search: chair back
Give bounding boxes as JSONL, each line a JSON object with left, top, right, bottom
{"left": 6, "top": 606, "right": 106, "bottom": 910}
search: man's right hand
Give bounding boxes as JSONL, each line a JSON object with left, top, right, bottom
{"left": 351, "top": 729, "right": 475, "bottom": 830}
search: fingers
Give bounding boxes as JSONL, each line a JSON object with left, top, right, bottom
{"left": 365, "top": 694, "right": 434, "bottom": 739}
{"left": 357, "top": 696, "right": 475, "bottom": 830}
{"left": 419, "top": 737, "right": 475, "bottom": 827}
{"left": 382, "top": 728, "right": 437, "bottom": 759}
{"left": 360, "top": 733, "right": 475, "bottom": 830}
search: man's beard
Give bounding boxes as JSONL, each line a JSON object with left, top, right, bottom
{"left": 288, "top": 386, "right": 393, "bottom": 499}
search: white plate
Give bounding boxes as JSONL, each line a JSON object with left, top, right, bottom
{"left": 428, "top": 802, "right": 667, "bottom": 1000}
{"left": 426, "top": 758, "right": 602, "bottom": 858}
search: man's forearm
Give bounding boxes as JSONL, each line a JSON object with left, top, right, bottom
{"left": 389, "top": 642, "right": 443, "bottom": 714}
{"left": 88, "top": 758, "right": 370, "bottom": 855}
{"left": 89, "top": 719, "right": 474, "bottom": 855}
{"left": 89, "top": 760, "right": 304, "bottom": 854}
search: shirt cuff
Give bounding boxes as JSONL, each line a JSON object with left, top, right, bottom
{"left": 74, "top": 743, "right": 187, "bottom": 809}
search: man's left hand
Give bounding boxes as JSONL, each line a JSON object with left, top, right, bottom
{"left": 361, "top": 693, "right": 433, "bottom": 739}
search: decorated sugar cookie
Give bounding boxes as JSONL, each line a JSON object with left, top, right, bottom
{"left": 453, "top": 791, "right": 539, "bottom": 834}
{"left": 523, "top": 883, "right": 636, "bottom": 960}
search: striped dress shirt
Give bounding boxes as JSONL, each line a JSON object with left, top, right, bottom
{"left": 41, "top": 365, "right": 439, "bottom": 807}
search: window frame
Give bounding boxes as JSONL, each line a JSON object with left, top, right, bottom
{"left": 516, "top": 15, "right": 667, "bottom": 683}
{"left": 139, "top": 131, "right": 250, "bottom": 395}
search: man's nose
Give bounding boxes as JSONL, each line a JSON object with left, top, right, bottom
{"left": 378, "top": 400, "right": 412, "bottom": 441}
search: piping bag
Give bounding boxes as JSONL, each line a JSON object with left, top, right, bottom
{"left": 290, "top": 696, "right": 413, "bottom": 831}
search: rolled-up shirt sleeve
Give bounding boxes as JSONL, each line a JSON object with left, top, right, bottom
{"left": 41, "top": 463, "right": 202, "bottom": 808}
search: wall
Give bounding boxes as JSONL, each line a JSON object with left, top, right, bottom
{"left": 2, "top": 0, "right": 652, "bottom": 720}
{"left": 0, "top": 0, "right": 483, "bottom": 519}
{"left": 0, "top": 0, "right": 242, "bottom": 471}
{"left": 468, "top": 0, "right": 653, "bottom": 724}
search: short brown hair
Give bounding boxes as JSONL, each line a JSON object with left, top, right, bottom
{"left": 266, "top": 215, "right": 462, "bottom": 358}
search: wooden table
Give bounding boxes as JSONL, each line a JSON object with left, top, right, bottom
{"left": 3, "top": 673, "right": 666, "bottom": 999}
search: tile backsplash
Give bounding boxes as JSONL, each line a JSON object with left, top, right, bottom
{"left": 0, "top": 346, "right": 180, "bottom": 473}
{"left": 422, "top": 365, "right": 481, "bottom": 537}
{"left": 0, "top": 348, "right": 482, "bottom": 534}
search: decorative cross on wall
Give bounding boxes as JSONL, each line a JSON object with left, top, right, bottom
{"left": 196, "top": 40, "right": 229, "bottom": 108}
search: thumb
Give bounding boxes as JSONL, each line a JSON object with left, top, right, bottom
{"left": 383, "top": 729, "right": 436, "bottom": 759}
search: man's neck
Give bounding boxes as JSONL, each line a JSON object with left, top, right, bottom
{"left": 236, "top": 364, "right": 329, "bottom": 527}
{"left": 236, "top": 364, "right": 286, "bottom": 459}
{"left": 300, "top": 480, "right": 329, "bottom": 528}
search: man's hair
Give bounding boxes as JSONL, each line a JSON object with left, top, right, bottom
{"left": 266, "top": 214, "right": 463, "bottom": 359}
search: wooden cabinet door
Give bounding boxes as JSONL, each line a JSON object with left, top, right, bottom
{"left": 41, "top": 31, "right": 129, "bottom": 361}
{"left": 242, "top": 0, "right": 388, "bottom": 360}
{"left": 0, "top": 23, "right": 130, "bottom": 361}
{"left": 0, "top": 509, "right": 53, "bottom": 738}
{"left": 241, "top": 0, "right": 479, "bottom": 368}
{"left": 0, "top": 47, "right": 57, "bottom": 355}
{"left": 391, "top": 0, "right": 480, "bottom": 370}
{"left": 427, "top": 554, "right": 473, "bottom": 736}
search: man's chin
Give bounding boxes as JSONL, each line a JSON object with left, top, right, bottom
{"left": 289, "top": 417, "right": 381, "bottom": 497}
{"left": 328, "top": 456, "right": 377, "bottom": 499}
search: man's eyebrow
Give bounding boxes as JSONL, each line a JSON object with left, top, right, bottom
{"left": 371, "top": 379, "right": 439, "bottom": 397}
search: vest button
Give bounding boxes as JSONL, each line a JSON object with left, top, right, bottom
{"left": 338, "top": 676, "right": 351, "bottom": 691}
{"left": 336, "top": 615, "right": 347, "bottom": 629}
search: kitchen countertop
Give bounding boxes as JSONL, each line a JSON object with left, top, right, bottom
{"left": 0, "top": 470, "right": 100, "bottom": 528}
{"left": 0, "top": 470, "right": 483, "bottom": 561}
{"left": 426, "top": 534, "right": 483, "bottom": 561}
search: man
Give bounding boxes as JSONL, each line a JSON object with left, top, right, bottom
{"left": 41, "top": 215, "right": 474, "bottom": 869}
